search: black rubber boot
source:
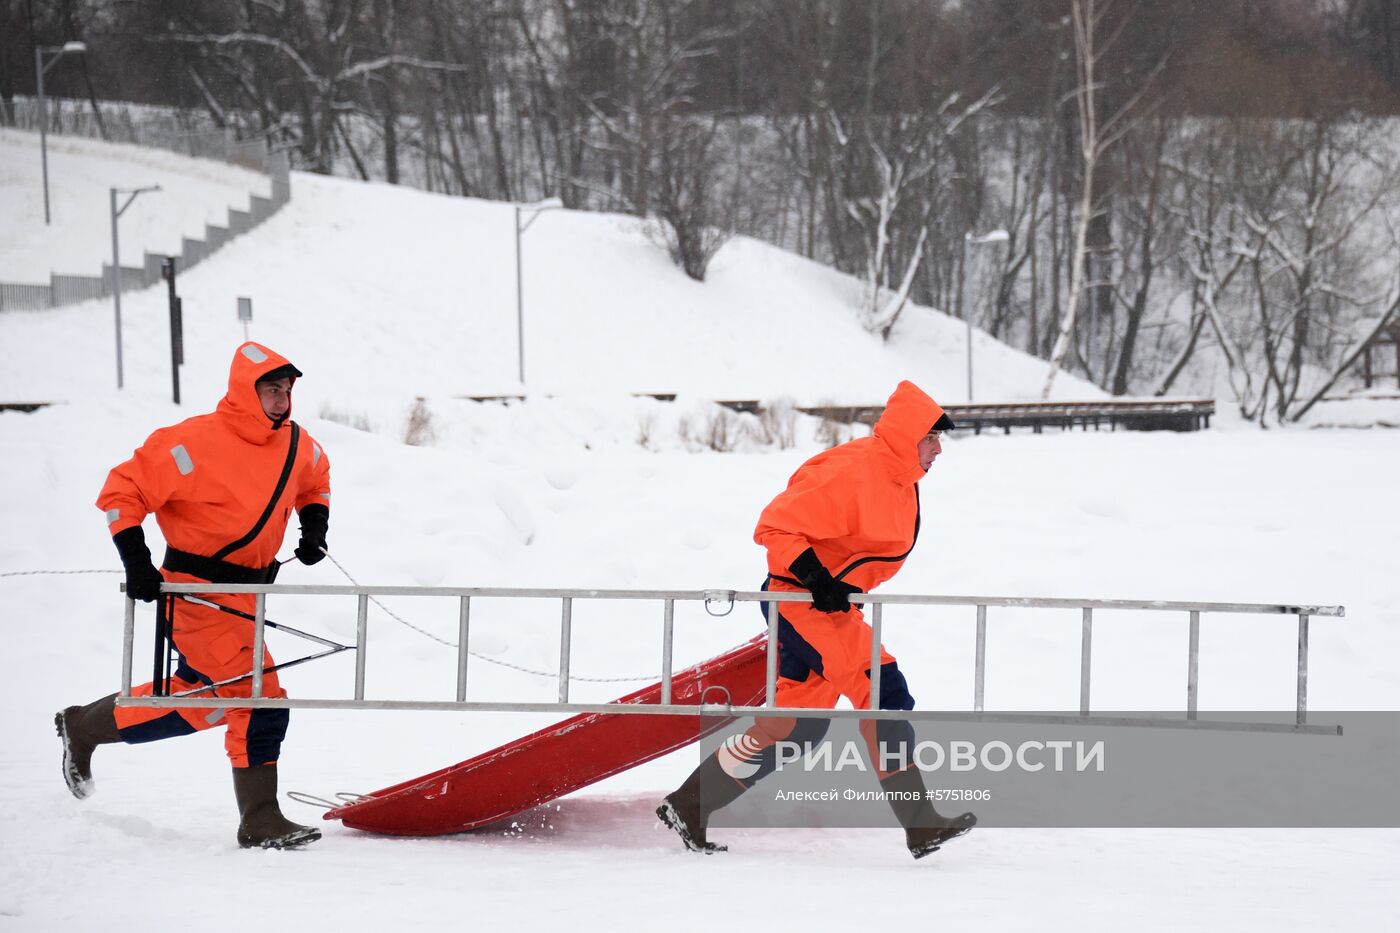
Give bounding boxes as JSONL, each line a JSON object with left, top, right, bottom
{"left": 657, "top": 753, "right": 749, "bottom": 854}
{"left": 232, "top": 764, "right": 321, "bottom": 850}
{"left": 881, "top": 766, "right": 977, "bottom": 858}
{"left": 55, "top": 693, "right": 122, "bottom": 800}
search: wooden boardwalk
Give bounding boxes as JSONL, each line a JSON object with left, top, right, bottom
{"left": 793, "top": 399, "right": 1215, "bottom": 434}
{"left": 708, "top": 398, "right": 1213, "bottom": 433}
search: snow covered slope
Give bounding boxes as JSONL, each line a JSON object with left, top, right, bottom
{"left": 1, "top": 128, "right": 1100, "bottom": 408}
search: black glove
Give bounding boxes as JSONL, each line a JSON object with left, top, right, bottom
{"left": 112, "top": 526, "right": 164, "bottom": 602}
{"left": 789, "top": 547, "right": 862, "bottom": 613}
{"left": 294, "top": 503, "right": 329, "bottom": 565}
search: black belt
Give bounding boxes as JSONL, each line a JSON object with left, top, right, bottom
{"left": 163, "top": 547, "right": 279, "bottom": 585}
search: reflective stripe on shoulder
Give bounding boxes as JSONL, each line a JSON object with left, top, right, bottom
{"left": 312, "top": 442, "right": 322, "bottom": 466}
{"left": 240, "top": 344, "right": 268, "bottom": 364}
{"left": 105, "top": 508, "right": 121, "bottom": 526}
{"left": 170, "top": 444, "right": 195, "bottom": 476}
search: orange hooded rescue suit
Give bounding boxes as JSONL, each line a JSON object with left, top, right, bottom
{"left": 729, "top": 380, "right": 945, "bottom": 782}
{"left": 97, "top": 342, "right": 331, "bottom": 768}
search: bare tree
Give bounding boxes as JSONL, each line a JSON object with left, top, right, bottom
{"left": 1161, "top": 115, "right": 1400, "bottom": 423}
{"left": 1042, "top": 0, "right": 1165, "bottom": 397}
{"left": 574, "top": 0, "right": 734, "bottom": 279}
{"left": 159, "top": 2, "right": 469, "bottom": 174}
{"left": 647, "top": 111, "right": 733, "bottom": 280}
{"left": 1103, "top": 113, "right": 1181, "bottom": 394}
{"left": 1240, "top": 117, "right": 1400, "bottom": 422}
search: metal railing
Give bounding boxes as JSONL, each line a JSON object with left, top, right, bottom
{"left": 116, "top": 584, "right": 1346, "bottom": 735}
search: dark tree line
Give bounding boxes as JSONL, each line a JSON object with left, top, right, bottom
{"left": 5, "top": 0, "right": 1400, "bottom": 421}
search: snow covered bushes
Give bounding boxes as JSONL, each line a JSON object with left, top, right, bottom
{"left": 403, "top": 398, "right": 437, "bottom": 446}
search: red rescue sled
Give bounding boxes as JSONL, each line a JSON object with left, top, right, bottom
{"left": 324, "top": 637, "right": 767, "bottom": 835}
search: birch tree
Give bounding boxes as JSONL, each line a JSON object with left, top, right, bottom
{"left": 1042, "top": 0, "right": 1164, "bottom": 397}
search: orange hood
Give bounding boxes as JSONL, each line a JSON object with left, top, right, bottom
{"left": 872, "top": 380, "right": 945, "bottom": 486}
{"left": 216, "top": 342, "right": 301, "bottom": 444}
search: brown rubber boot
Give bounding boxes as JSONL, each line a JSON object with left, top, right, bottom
{"left": 55, "top": 693, "right": 123, "bottom": 800}
{"left": 881, "top": 766, "right": 977, "bottom": 858}
{"left": 232, "top": 764, "right": 321, "bottom": 849}
{"left": 656, "top": 753, "right": 748, "bottom": 853}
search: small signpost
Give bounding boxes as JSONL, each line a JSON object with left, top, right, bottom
{"left": 238, "top": 296, "right": 253, "bottom": 342}
{"left": 161, "top": 257, "right": 182, "bottom": 405}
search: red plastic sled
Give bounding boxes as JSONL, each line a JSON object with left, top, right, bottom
{"left": 324, "top": 637, "right": 768, "bottom": 835}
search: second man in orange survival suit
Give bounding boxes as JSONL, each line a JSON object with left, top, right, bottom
{"left": 658, "top": 380, "right": 976, "bottom": 857}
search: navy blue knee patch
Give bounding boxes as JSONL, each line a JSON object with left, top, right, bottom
{"left": 119, "top": 712, "right": 197, "bottom": 745}
{"left": 245, "top": 708, "right": 289, "bottom": 766}
{"left": 872, "top": 662, "right": 916, "bottom": 756}
{"left": 875, "top": 662, "right": 915, "bottom": 711}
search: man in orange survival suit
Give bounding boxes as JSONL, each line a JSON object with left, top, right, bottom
{"left": 658, "top": 380, "right": 976, "bottom": 857}
{"left": 54, "top": 341, "right": 331, "bottom": 849}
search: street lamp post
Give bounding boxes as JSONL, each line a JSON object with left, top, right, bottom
{"left": 35, "top": 41, "right": 88, "bottom": 226}
{"left": 110, "top": 184, "right": 161, "bottom": 389}
{"left": 961, "top": 228, "right": 1010, "bottom": 401}
{"left": 512, "top": 197, "right": 563, "bottom": 387}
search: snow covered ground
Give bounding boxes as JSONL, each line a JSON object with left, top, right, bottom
{"left": 1, "top": 132, "right": 1397, "bottom": 931}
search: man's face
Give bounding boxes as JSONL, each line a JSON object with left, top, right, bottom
{"left": 917, "top": 430, "right": 943, "bottom": 471}
{"left": 256, "top": 376, "right": 293, "bottom": 420}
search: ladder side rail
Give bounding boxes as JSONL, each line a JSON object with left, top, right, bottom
{"left": 109, "top": 695, "right": 1343, "bottom": 735}
{"left": 151, "top": 582, "right": 1348, "bottom": 617}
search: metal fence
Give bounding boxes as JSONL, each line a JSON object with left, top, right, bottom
{"left": 115, "top": 584, "right": 1346, "bottom": 736}
{"left": 7, "top": 96, "right": 273, "bottom": 168}
{"left": 1, "top": 96, "right": 292, "bottom": 312}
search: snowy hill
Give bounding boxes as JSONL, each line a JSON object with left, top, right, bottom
{"left": 1, "top": 128, "right": 1102, "bottom": 413}
{"left": 1, "top": 132, "right": 1397, "bottom": 932}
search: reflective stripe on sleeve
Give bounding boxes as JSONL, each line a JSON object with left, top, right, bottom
{"left": 170, "top": 444, "right": 195, "bottom": 476}
{"left": 105, "top": 508, "right": 121, "bottom": 526}
{"left": 312, "top": 443, "right": 322, "bottom": 466}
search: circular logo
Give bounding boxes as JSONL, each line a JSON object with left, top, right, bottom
{"left": 716, "top": 732, "right": 765, "bottom": 779}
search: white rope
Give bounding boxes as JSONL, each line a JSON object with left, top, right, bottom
{"left": 0, "top": 569, "right": 120, "bottom": 577}
{"left": 321, "top": 550, "right": 656, "bottom": 684}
